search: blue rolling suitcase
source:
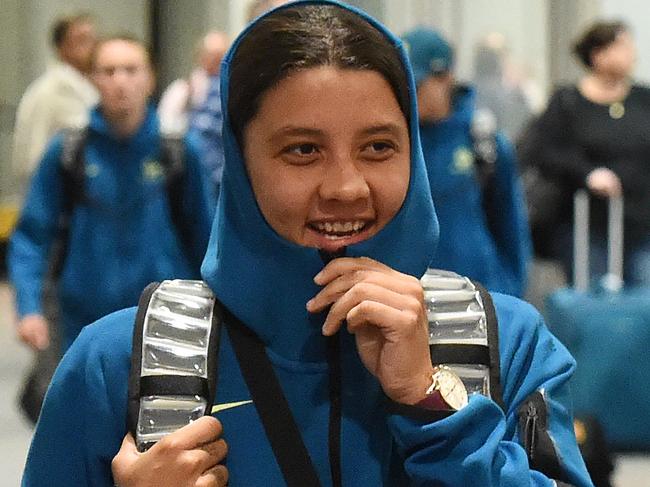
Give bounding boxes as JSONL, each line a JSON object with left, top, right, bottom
{"left": 545, "top": 191, "right": 650, "bottom": 450}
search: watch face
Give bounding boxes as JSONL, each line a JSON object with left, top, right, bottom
{"left": 437, "top": 367, "right": 468, "bottom": 411}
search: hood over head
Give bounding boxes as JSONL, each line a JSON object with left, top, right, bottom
{"left": 201, "top": 0, "right": 438, "bottom": 362}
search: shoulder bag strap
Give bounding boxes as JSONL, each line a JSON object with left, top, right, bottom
{"left": 223, "top": 306, "right": 322, "bottom": 487}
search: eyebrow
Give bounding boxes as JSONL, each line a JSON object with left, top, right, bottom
{"left": 270, "top": 123, "right": 404, "bottom": 141}
{"left": 358, "top": 123, "right": 404, "bottom": 137}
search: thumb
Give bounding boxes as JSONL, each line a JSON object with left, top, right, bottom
{"left": 111, "top": 433, "right": 140, "bottom": 482}
{"left": 122, "top": 433, "right": 139, "bottom": 453}
{"left": 117, "top": 433, "right": 140, "bottom": 462}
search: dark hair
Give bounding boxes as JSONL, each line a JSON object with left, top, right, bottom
{"left": 51, "top": 13, "right": 93, "bottom": 49}
{"left": 229, "top": 4, "right": 410, "bottom": 146}
{"left": 573, "top": 20, "right": 628, "bottom": 68}
{"left": 90, "top": 34, "right": 154, "bottom": 71}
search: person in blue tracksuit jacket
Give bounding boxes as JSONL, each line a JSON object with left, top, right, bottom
{"left": 22, "top": 3, "right": 592, "bottom": 486}
{"left": 402, "top": 27, "right": 531, "bottom": 298}
{"left": 8, "top": 36, "right": 211, "bottom": 352}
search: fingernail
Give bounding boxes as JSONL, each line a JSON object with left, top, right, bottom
{"left": 322, "top": 324, "right": 330, "bottom": 336}
{"left": 306, "top": 299, "right": 314, "bottom": 311}
{"left": 314, "top": 272, "right": 323, "bottom": 284}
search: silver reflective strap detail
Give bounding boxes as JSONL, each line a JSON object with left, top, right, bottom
{"left": 136, "top": 280, "right": 215, "bottom": 450}
{"left": 141, "top": 280, "right": 215, "bottom": 377}
{"left": 444, "top": 364, "right": 490, "bottom": 396}
{"left": 421, "top": 269, "right": 487, "bottom": 345}
{"left": 421, "top": 269, "right": 491, "bottom": 399}
{"left": 138, "top": 396, "right": 207, "bottom": 445}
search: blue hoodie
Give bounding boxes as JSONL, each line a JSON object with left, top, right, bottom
{"left": 22, "top": 2, "right": 592, "bottom": 486}
{"left": 421, "top": 87, "right": 531, "bottom": 297}
{"left": 8, "top": 106, "right": 211, "bottom": 348}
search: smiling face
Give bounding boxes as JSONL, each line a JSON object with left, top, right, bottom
{"left": 243, "top": 67, "right": 410, "bottom": 253}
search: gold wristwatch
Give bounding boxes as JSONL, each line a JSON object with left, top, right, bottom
{"left": 415, "top": 365, "right": 469, "bottom": 411}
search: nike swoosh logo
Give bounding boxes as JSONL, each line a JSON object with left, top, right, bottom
{"left": 211, "top": 400, "right": 253, "bottom": 414}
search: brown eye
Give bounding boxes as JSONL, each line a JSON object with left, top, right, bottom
{"left": 362, "top": 140, "right": 397, "bottom": 161}
{"left": 288, "top": 143, "right": 318, "bottom": 156}
{"left": 281, "top": 143, "right": 321, "bottom": 165}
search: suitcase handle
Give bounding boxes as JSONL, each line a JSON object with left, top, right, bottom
{"left": 573, "top": 190, "right": 624, "bottom": 293}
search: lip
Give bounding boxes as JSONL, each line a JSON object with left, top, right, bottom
{"left": 304, "top": 219, "right": 375, "bottom": 253}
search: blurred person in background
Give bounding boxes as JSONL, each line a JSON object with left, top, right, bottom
{"left": 402, "top": 27, "right": 531, "bottom": 297}
{"left": 528, "top": 20, "right": 650, "bottom": 286}
{"left": 12, "top": 13, "right": 99, "bottom": 197}
{"left": 8, "top": 35, "right": 211, "bottom": 421}
{"left": 472, "top": 32, "right": 534, "bottom": 142}
{"left": 158, "top": 31, "right": 230, "bottom": 211}
{"left": 9, "top": 12, "right": 98, "bottom": 423}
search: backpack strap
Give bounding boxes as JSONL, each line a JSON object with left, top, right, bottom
{"left": 421, "top": 269, "right": 504, "bottom": 410}
{"left": 59, "top": 127, "right": 89, "bottom": 208}
{"left": 50, "top": 127, "right": 88, "bottom": 278}
{"left": 470, "top": 108, "right": 498, "bottom": 187}
{"left": 470, "top": 108, "right": 501, "bottom": 241}
{"left": 158, "top": 135, "right": 202, "bottom": 270}
{"left": 127, "top": 279, "right": 221, "bottom": 452}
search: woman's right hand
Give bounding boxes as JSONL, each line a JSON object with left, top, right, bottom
{"left": 111, "top": 416, "right": 228, "bottom": 487}
{"left": 586, "top": 167, "right": 622, "bottom": 197}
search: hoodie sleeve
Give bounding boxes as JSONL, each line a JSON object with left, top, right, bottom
{"left": 486, "top": 133, "right": 532, "bottom": 298}
{"left": 8, "top": 135, "right": 66, "bottom": 318}
{"left": 22, "top": 308, "right": 133, "bottom": 487}
{"left": 387, "top": 295, "right": 593, "bottom": 487}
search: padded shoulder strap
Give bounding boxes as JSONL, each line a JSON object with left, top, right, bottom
{"left": 128, "top": 279, "right": 221, "bottom": 451}
{"left": 421, "top": 269, "right": 504, "bottom": 411}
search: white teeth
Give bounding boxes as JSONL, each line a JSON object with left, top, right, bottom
{"left": 315, "top": 220, "right": 366, "bottom": 234}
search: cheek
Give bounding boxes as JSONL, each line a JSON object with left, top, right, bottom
{"left": 371, "top": 161, "right": 410, "bottom": 219}
{"left": 248, "top": 164, "right": 314, "bottom": 236}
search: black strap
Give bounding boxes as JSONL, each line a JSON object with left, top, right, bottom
{"left": 470, "top": 107, "right": 499, "bottom": 240}
{"left": 51, "top": 127, "right": 88, "bottom": 278}
{"left": 159, "top": 136, "right": 199, "bottom": 270}
{"left": 127, "top": 282, "right": 161, "bottom": 438}
{"left": 429, "top": 343, "right": 490, "bottom": 366}
{"left": 224, "top": 307, "right": 321, "bottom": 487}
{"left": 473, "top": 281, "right": 505, "bottom": 411}
{"left": 140, "top": 375, "right": 210, "bottom": 397}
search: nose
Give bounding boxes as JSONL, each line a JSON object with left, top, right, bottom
{"left": 319, "top": 153, "right": 370, "bottom": 204}
{"left": 112, "top": 68, "right": 129, "bottom": 84}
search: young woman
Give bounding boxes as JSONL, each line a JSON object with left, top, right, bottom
{"left": 23, "top": 2, "right": 593, "bottom": 486}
